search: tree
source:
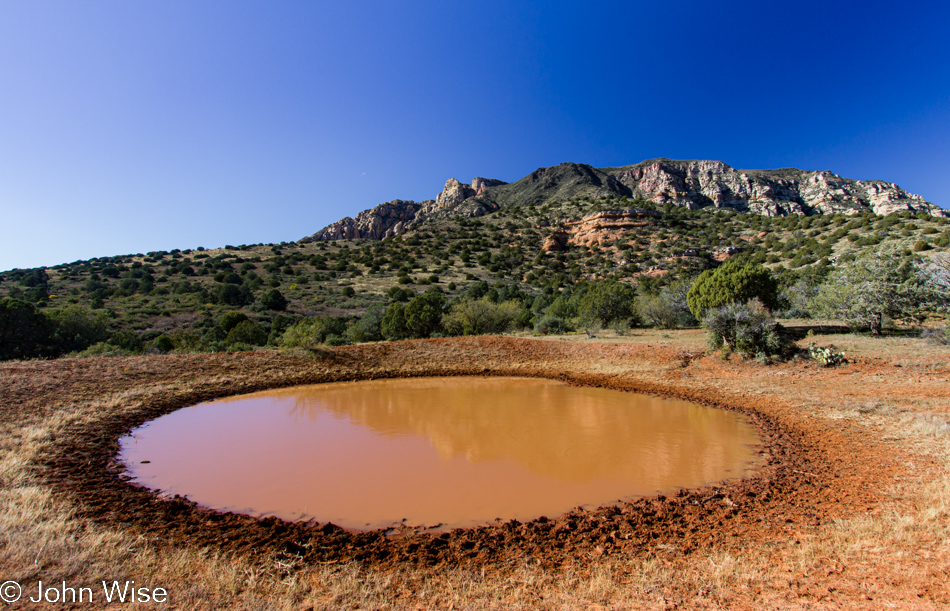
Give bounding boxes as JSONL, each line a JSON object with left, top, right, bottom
{"left": 345, "top": 305, "right": 386, "bottom": 343}
{"left": 0, "top": 298, "right": 55, "bottom": 360}
{"left": 218, "top": 311, "right": 249, "bottom": 334}
{"left": 381, "top": 302, "right": 410, "bottom": 340}
{"left": 227, "top": 320, "right": 268, "bottom": 346}
{"left": 259, "top": 288, "right": 288, "bottom": 311}
{"left": 213, "top": 283, "right": 252, "bottom": 306}
{"left": 404, "top": 290, "right": 445, "bottom": 338}
{"left": 639, "top": 280, "right": 697, "bottom": 329}
{"left": 48, "top": 306, "right": 110, "bottom": 353}
{"left": 442, "top": 297, "right": 526, "bottom": 336}
{"left": 579, "top": 280, "right": 638, "bottom": 327}
{"left": 687, "top": 259, "right": 779, "bottom": 319}
{"left": 810, "top": 245, "right": 936, "bottom": 334}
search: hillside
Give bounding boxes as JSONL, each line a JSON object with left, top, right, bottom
{"left": 1, "top": 158, "right": 948, "bottom": 358}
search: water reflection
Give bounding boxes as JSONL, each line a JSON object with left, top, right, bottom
{"left": 121, "top": 377, "right": 761, "bottom": 530}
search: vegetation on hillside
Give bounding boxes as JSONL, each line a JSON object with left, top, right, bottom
{"left": 1, "top": 197, "right": 949, "bottom": 360}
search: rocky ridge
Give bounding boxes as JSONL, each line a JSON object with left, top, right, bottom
{"left": 304, "top": 159, "right": 944, "bottom": 241}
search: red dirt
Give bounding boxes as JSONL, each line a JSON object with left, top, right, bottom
{"left": 3, "top": 337, "right": 905, "bottom": 576}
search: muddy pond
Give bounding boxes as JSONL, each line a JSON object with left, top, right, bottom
{"left": 120, "top": 377, "right": 762, "bottom": 531}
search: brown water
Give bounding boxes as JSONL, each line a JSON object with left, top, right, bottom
{"left": 120, "top": 377, "right": 762, "bottom": 531}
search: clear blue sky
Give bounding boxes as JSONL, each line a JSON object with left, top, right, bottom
{"left": 2, "top": 0, "right": 948, "bottom": 271}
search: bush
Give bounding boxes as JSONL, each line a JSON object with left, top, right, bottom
{"left": 259, "top": 288, "right": 288, "bottom": 311}
{"left": 579, "top": 280, "right": 638, "bottom": 327}
{"left": 345, "top": 305, "right": 386, "bottom": 343}
{"left": 150, "top": 334, "right": 175, "bottom": 353}
{"left": 227, "top": 320, "right": 268, "bottom": 346}
{"left": 280, "top": 316, "right": 347, "bottom": 349}
{"left": 534, "top": 314, "right": 569, "bottom": 335}
{"left": 703, "top": 299, "right": 792, "bottom": 360}
{"left": 0, "top": 298, "right": 56, "bottom": 360}
{"left": 218, "top": 311, "right": 249, "bottom": 334}
{"left": 213, "top": 283, "right": 253, "bottom": 306}
{"left": 639, "top": 280, "right": 697, "bottom": 329}
{"left": 268, "top": 314, "right": 298, "bottom": 345}
{"left": 404, "top": 290, "right": 445, "bottom": 338}
{"left": 75, "top": 342, "right": 133, "bottom": 358}
{"left": 442, "top": 297, "right": 526, "bottom": 336}
{"left": 110, "top": 330, "right": 143, "bottom": 352}
{"left": 381, "top": 303, "right": 410, "bottom": 340}
{"left": 921, "top": 326, "right": 950, "bottom": 345}
{"left": 47, "top": 306, "right": 110, "bottom": 353}
{"left": 387, "top": 286, "right": 413, "bottom": 302}
{"left": 687, "top": 259, "right": 779, "bottom": 319}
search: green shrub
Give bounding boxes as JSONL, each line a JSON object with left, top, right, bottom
{"left": 703, "top": 299, "right": 792, "bottom": 360}
{"left": 268, "top": 314, "right": 298, "bottom": 345}
{"left": 227, "top": 320, "right": 268, "bottom": 346}
{"left": 442, "top": 297, "right": 526, "bottom": 336}
{"left": 75, "top": 342, "right": 133, "bottom": 358}
{"left": 341, "top": 286, "right": 356, "bottom": 297}
{"left": 579, "top": 279, "right": 638, "bottom": 327}
{"left": 0, "top": 298, "right": 56, "bottom": 360}
{"left": 213, "top": 283, "right": 253, "bottom": 306}
{"left": 110, "top": 330, "right": 143, "bottom": 352}
{"left": 345, "top": 305, "right": 386, "bottom": 343}
{"left": 534, "top": 314, "right": 569, "bottom": 335}
{"left": 280, "top": 316, "right": 347, "bottom": 349}
{"left": 150, "top": 334, "right": 175, "bottom": 353}
{"left": 381, "top": 303, "right": 410, "bottom": 340}
{"left": 687, "top": 259, "right": 779, "bottom": 319}
{"left": 47, "top": 306, "right": 110, "bottom": 353}
{"left": 219, "top": 311, "right": 249, "bottom": 333}
{"left": 404, "top": 290, "right": 445, "bottom": 338}
{"left": 259, "top": 288, "right": 288, "bottom": 311}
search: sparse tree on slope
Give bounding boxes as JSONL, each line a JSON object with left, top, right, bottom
{"left": 810, "top": 244, "right": 937, "bottom": 334}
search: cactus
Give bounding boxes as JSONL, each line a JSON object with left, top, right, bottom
{"left": 808, "top": 343, "right": 846, "bottom": 367}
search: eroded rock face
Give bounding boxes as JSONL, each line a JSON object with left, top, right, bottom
{"left": 435, "top": 177, "right": 507, "bottom": 208}
{"left": 305, "top": 200, "right": 427, "bottom": 241}
{"left": 609, "top": 159, "right": 944, "bottom": 217}
{"left": 564, "top": 209, "right": 662, "bottom": 248}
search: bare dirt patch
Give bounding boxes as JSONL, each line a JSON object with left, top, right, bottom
{"left": 2, "top": 335, "right": 948, "bottom": 609}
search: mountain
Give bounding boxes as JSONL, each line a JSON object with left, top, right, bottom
{"left": 304, "top": 159, "right": 945, "bottom": 241}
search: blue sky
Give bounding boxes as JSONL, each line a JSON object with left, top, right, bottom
{"left": 1, "top": 0, "right": 948, "bottom": 271}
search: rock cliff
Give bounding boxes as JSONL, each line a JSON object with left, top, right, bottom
{"left": 606, "top": 159, "right": 942, "bottom": 217}
{"left": 304, "top": 160, "right": 944, "bottom": 241}
{"left": 307, "top": 200, "right": 427, "bottom": 241}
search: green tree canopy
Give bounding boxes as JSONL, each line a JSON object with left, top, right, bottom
{"left": 404, "top": 290, "right": 445, "bottom": 338}
{"left": 578, "top": 279, "right": 638, "bottom": 326}
{"left": 810, "top": 245, "right": 937, "bottom": 334}
{"left": 0, "top": 298, "right": 55, "bottom": 360}
{"left": 686, "top": 259, "right": 779, "bottom": 319}
{"left": 381, "top": 302, "right": 410, "bottom": 340}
